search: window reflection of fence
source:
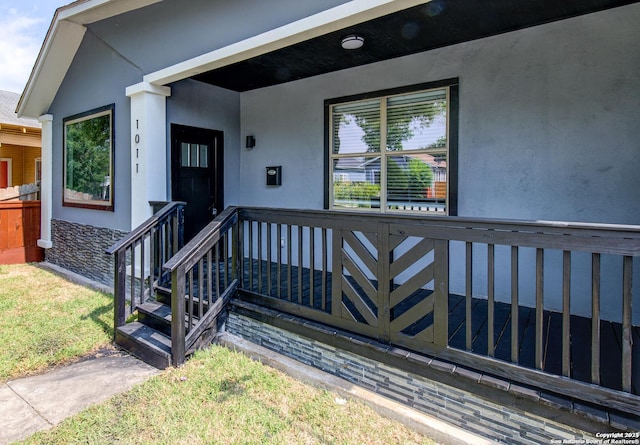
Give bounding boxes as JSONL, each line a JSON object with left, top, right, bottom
{"left": 0, "top": 182, "right": 40, "bottom": 201}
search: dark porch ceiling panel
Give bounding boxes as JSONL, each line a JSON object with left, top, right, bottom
{"left": 193, "top": 0, "right": 638, "bottom": 92}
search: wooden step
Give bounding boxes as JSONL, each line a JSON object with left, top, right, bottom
{"left": 154, "top": 285, "right": 172, "bottom": 305}
{"left": 137, "top": 301, "right": 172, "bottom": 336}
{"left": 115, "top": 322, "right": 172, "bottom": 369}
{"left": 137, "top": 300, "right": 200, "bottom": 334}
{"left": 154, "top": 287, "right": 211, "bottom": 318}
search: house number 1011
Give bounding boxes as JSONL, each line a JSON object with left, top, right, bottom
{"left": 135, "top": 119, "right": 141, "bottom": 145}
{"left": 135, "top": 119, "right": 140, "bottom": 173}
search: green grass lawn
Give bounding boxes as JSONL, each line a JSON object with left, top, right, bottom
{"left": 0, "top": 264, "right": 114, "bottom": 381}
{"left": 19, "top": 346, "right": 434, "bottom": 445}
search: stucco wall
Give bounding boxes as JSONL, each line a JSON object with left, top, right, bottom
{"left": 43, "top": 1, "right": 639, "bottom": 320}
{"left": 48, "top": 30, "right": 141, "bottom": 231}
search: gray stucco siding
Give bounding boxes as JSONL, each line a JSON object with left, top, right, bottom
{"left": 45, "top": 0, "right": 354, "bottom": 232}
{"left": 42, "top": 1, "right": 640, "bottom": 321}
{"left": 48, "top": 30, "right": 142, "bottom": 232}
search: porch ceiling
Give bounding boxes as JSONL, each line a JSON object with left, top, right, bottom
{"left": 193, "top": 0, "right": 638, "bottom": 92}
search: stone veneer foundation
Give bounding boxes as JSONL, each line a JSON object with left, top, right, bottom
{"left": 226, "top": 305, "right": 635, "bottom": 445}
{"left": 47, "top": 219, "right": 127, "bottom": 286}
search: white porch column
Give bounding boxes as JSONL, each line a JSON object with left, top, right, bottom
{"left": 37, "top": 114, "right": 53, "bottom": 249}
{"left": 125, "top": 82, "right": 171, "bottom": 228}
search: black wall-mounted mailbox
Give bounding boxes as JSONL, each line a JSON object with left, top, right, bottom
{"left": 266, "top": 166, "right": 282, "bottom": 186}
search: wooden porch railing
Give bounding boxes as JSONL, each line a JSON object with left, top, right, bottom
{"left": 163, "top": 206, "right": 239, "bottom": 366}
{"left": 235, "top": 207, "right": 640, "bottom": 417}
{"left": 106, "top": 202, "right": 185, "bottom": 328}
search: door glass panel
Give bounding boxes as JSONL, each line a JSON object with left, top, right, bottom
{"left": 181, "top": 143, "right": 190, "bottom": 167}
{"left": 199, "top": 145, "right": 208, "bottom": 168}
{"left": 190, "top": 144, "right": 199, "bottom": 167}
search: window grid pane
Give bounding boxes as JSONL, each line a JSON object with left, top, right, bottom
{"left": 332, "top": 100, "right": 381, "bottom": 155}
{"left": 386, "top": 154, "right": 446, "bottom": 213}
{"left": 190, "top": 144, "right": 199, "bottom": 167}
{"left": 332, "top": 157, "right": 381, "bottom": 209}
{"left": 386, "top": 92, "right": 447, "bottom": 152}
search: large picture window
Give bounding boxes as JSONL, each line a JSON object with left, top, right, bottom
{"left": 63, "top": 104, "right": 114, "bottom": 210}
{"left": 326, "top": 80, "right": 457, "bottom": 215}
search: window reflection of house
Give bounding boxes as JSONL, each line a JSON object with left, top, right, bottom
{"left": 335, "top": 154, "right": 447, "bottom": 198}
{"left": 333, "top": 157, "right": 366, "bottom": 183}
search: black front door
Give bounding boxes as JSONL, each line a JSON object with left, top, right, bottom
{"left": 171, "top": 124, "right": 223, "bottom": 242}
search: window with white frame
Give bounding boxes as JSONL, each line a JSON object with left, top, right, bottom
{"left": 326, "top": 79, "right": 457, "bottom": 215}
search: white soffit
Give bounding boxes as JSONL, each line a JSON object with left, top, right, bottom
{"left": 145, "top": 0, "right": 430, "bottom": 86}
{"left": 17, "top": 0, "right": 162, "bottom": 119}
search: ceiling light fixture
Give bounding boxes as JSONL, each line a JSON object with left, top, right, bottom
{"left": 341, "top": 35, "right": 364, "bottom": 50}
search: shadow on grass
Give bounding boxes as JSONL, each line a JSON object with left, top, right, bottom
{"left": 80, "top": 302, "right": 114, "bottom": 337}
{"left": 214, "top": 375, "right": 251, "bottom": 403}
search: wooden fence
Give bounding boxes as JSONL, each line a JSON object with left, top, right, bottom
{"left": 0, "top": 183, "right": 40, "bottom": 202}
{"left": 0, "top": 200, "right": 43, "bottom": 264}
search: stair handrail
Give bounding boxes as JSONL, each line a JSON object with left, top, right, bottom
{"left": 163, "top": 206, "right": 238, "bottom": 273}
{"left": 106, "top": 201, "right": 186, "bottom": 329}
{"left": 106, "top": 201, "right": 186, "bottom": 255}
{"left": 163, "top": 206, "right": 239, "bottom": 365}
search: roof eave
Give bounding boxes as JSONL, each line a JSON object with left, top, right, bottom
{"left": 16, "top": 0, "right": 163, "bottom": 119}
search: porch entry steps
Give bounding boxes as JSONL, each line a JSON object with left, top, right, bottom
{"left": 113, "top": 281, "right": 222, "bottom": 368}
{"left": 115, "top": 322, "right": 171, "bottom": 369}
{"left": 114, "top": 254, "right": 639, "bottom": 390}
{"left": 107, "top": 204, "right": 239, "bottom": 368}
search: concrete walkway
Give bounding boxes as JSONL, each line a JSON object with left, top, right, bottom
{"left": 0, "top": 351, "right": 159, "bottom": 444}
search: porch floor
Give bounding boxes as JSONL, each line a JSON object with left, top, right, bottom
{"left": 446, "top": 294, "right": 640, "bottom": 394}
